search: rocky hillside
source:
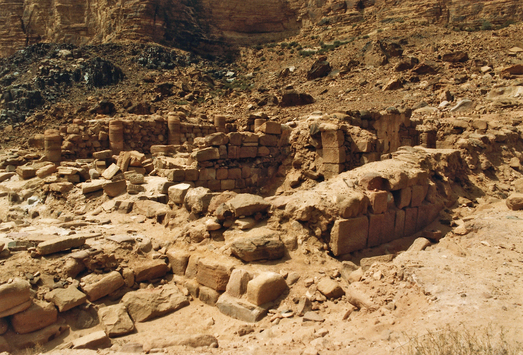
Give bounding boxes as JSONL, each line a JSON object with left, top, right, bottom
{"left": 1, "top": 0, "right": 522, "bottom": 57}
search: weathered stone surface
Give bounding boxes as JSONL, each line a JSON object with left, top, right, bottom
{"left": 45, "top": 286, "right": 87, "bottom": 312}
{"left": 98, "top": 304, "right": 135, "bottom": 337}
{"left": 122, "top": 285, "right": 189, "bottom": 322}
{"left": 247, "top": 272, "right": 288, "bottom": 306}
{"left": 216, "top": 293, "right": 267, "bottom": 323}
{"left": 228, "top": 194, "right": 272, "bottom": 217}
{"left": 133, "top": 259, "right": 169, "bottom": 282}
{"left": 317, "top": 278, "right": 345, "bottom": 299}
{"left": 168, "top": 183, "right": 193, "bottom": 204}
{"left": 226, "top": 269, "right": 252, "bottom": 298}
{"left": 0, "top": 172, "right": 15, "bottom": 183}
{"left": 506, "top": 193, "right": 523, "bottom": 210}
{"left": 0, "top": 279, "right": 31, "bottom": 315}
{"left": 231, "top": 234, "right": 285, "bottom": 262}
{"left": 193, "top": 147, "right": 220, "bottom": 162}
{"left": 81, "top": 271, "right": 125, "bottom": 301}
{"left": 330, "top": 216, "right": 369, "bottom": 256}
{"left": 205, "top": 132, "right": 229, "bottom": 146}
{"left": 37, "top": 235, "right": 87, "bottom": 255}
{"left": 72, "top": 330, "right": 111, "bottom": 349}
{"left": 184, "top": 187, "right": 213, "bottom": 214}
{"left": 166, "top": 250, "right": 190, "bottom": 275}
{"left": 393, "top": 187, "right": 412, "bottom": 209}
{"left": 133, "top": 200, "right": 170, "bottom": 219}
{"left": 10, "top": 300, "right": 57, "bottom": 334}
{"left": 197, "top": 258, "right": 234, "bottom": 291}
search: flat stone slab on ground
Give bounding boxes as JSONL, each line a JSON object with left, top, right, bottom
{"left": 45, "top": 286, "right": 87, "bottom": 312}
{"left": 37, "top": 235, "right": 87, "bottom": 255}
{"left": 72, "top": 330, "right": 111, "bottom": 349}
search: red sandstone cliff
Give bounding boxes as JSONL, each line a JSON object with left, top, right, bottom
{"left": 0, "top": 0, "right": 521, "bottom": 57}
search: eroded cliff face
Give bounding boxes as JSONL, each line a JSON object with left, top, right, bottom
{"left": 0, "top": 0, "right": 522, "bottom": 57}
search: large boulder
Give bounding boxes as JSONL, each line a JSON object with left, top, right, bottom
{"left": 506, "top": 193, "right": 523, "bottom": 211}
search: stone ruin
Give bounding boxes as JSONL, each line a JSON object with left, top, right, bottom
{"left": 0, "top": 107, "right": 479, "bottom": 352}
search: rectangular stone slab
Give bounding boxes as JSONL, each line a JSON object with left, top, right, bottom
{"left": 37, "top": 235, "right": 87, "bottom": 255}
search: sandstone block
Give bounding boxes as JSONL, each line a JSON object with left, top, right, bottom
{"left": 321, "top": 130, "right": 344, "bottom": 148}
{"left": 81, "top": 271, "right": 125, "bottom": 302}
{"left": 323, "top": 148, "right": 346, "bottom": 164}
{"left": 368, "top": 210, "right": 395, "bottom": 247}
{"left": 103, "top": 180, "right": 127, "bottom": 197}
{"left": 407, "top": 237, "right": 431, "bottom": 252}
{"left": 122, "top": 285, "right": 189, "bottom": 322}
{"left": 256, "top": 121, "right": 281, "bottom": 135}
{"left": 16, "top": 166, "right": 37, "bottom": 180}
{"left": 231, "top": 235, "right": 285, "bottom": 262}
{"left": 133, "top": 259, "right": 169, "bottom": 282}
{"left": 10, "top": 300, "right": 57, "bottom": 334}
{"left": 46, "top": 286, "right": 87, "bottom": 312}
{"left": 228, "top": 193, "right": 271, "bottom": 217}
{"left": 185, "top": 255, "right": 200, "bottom": 278}
{"left": 205, "top": 132, "right": 229, "bottom": 146}
{"left": 184, "top": 187, "right": 213, "bottom": 214}
{"left": 168, "top": 183, "right": 192, "bottom": 204}
{"left": 167, "top": 169, "right": 185, "bottom": 182}
{"left": 329, "top": 216, "right": 368, "bottom": 256}
{"left": 247, "top": 272, "right": 288, "bottom": 306}
{"left": 82, "top": 180, "right": 105, "bottom": 194}
{"left": 37, "top": 235, "right": 87, "bottom": 255}
{"left": 226, "top": 269, "right": 252, "bottom": 298}
{"left": 102, "top": 163, "right": 121, "bottom": 180}
{"left": 36, "top": 164, "right": 57, "bottom": 178}
{"left": 166, "top": 250, "right": 190, "bottom": 275}
{"left": 368, "top": 190, "right": 388, "bottom": 214}
{"left": 404, "top": 207, "right": 418, "bottom": 237}
{"left": 240, "top": 146, "right": 258, "bottom": 158}
{"left": 322, "top": 163, "right": 343, "bottom": 179}
{"left": 259, "top": 134, "right": 278, "bottom": 147}
{"left": 98, "top": 304, "right": 135, "bottom": 337}
{"left": 317, "top": 278, "right": 345, "bottom": 299}
{"left": 193, "top": 147, "right": 220, "bottom": 162}
{"left": 394, "top": 209, "right": 406, "bottom": 239}
{"left": 92, "top": 149, "right": 113, "bottom": 159}
{"left": 0, "top": 279, "right": 31, "bottom": 315}
{"left": 197, "top": 258, "right": 234, "bottom": 291}
{"left": 216, "top": 293, "right": 267, "bottom": 323}
{"left": 411, "top": 185, "right": 428, "bottom": 207}
{"left": 0, "top": 172, "right": 14, "bottom": 183}
{"left": 199, "top": 168, "right": 216, "bottom": 181}
{"left": 393, "top": 187, "right": 411, "bottom": 209}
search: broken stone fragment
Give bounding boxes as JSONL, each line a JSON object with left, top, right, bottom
{"left": 231, "top": 234, "right": 285, "bottom": 262}
{"left": 506, "top": 193, "right": 523, "bottom": 210}
{"left": 133, "top": 259, "right": 169, "bottom": 282}
{"left": 316, "top": 278, "right": 345, "bottom": 299}
{"left": 228, "top": 193, "right": 271, "bottom": 217}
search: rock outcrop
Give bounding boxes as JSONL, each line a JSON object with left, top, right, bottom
{"left": 1, "top": 0, "right": 522, "bottom": 57}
